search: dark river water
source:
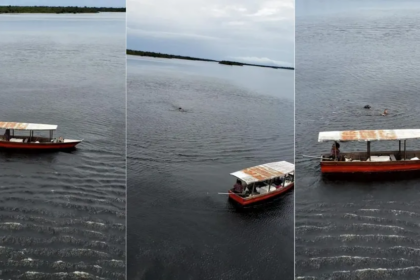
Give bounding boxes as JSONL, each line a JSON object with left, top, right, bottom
{"left": 0, "top": 13, "right": 126, "bottom": 279}
{"left": 127, "top": 56, "right": 294, "bottom": 279}
{"left": 296, "top": 2, "right": 420, "bottom": 279}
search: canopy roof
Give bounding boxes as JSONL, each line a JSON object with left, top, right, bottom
{"left": 230, "top": 161, "right": 294, "bottom": 184}
{"left": 319, "top": 129, "right": 420, "bottom": 142}
{"left": 0, "top": 122, "right": 57, "bottom": 131}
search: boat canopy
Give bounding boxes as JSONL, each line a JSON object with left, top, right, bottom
{"left": 0, "top": 122, "right": 57, "bottom": 131}
{"left": 230, "top": 161, "right": 294, "bottom": 184}
{"left": 318, "top": 129, "right": 420, "bottom": 142}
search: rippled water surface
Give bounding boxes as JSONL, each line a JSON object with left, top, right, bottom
{"left": 296, "top": 2, "right": 420, "bottom": 279}
{"left": 127, "top": 56, "right": 294, "bottom": 279}
{"left": 0, "top": 13, "right": 125, "bottom": 279}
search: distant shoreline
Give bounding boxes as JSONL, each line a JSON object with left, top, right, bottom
{"left": 0, "top": 6, "right": 126, "bottom": 14}
{"left": 127, "top": 50, "right": 294, "bottom": 70}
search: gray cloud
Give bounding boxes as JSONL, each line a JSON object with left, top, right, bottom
{"left": 127, "top": 0, "right": 294, "bottom": 66}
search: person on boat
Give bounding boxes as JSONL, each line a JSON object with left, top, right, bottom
{"left": 3, "top": 129, "right": 10, "bottom": 141}
{"left": 233, "top": 179, "right": 243, "bottom": 193}
{"left": 381, "top": 109, "right": 388, "bottom": 116}
{"left": 274, "top": 178, "right": 284, "bottom": 188}
{"left": 330, "top": 141, "right": 341, "bottom": 160}
{"left": 246, "top": 185, "right": 253, "bottom": 194}
{"left": 274, "top": 177, "right": 283, "bottom": 186}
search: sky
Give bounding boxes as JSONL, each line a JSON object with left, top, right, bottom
{"left": 0, "top": 0, "right": 125, "bottom": 7}
{"left": 127, "top": 0, "right": 294, "bottom": 67}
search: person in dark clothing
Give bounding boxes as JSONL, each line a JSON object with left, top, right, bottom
{"left": 233, "top": 179, "right": 243, "bottom": 193}
{"left": 330, "top": 141, "right": 341, "bottom": 160}
{"left": 3, "top": 129, "right": 10, "bottom": 141}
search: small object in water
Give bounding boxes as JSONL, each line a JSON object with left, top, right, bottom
{"left": 381, "top": 109, "right": 388, "bottom": 116}
{"left": 364, "top": 105, "right": 371, "bottom": 109}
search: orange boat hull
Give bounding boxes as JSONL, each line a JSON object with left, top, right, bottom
{"left": 0, "top": 141, "right": 81, "bottom": 150}
{"left": 321, "top": 160, "right": 420, "bottom": 173}
{"left": 228, "top": 183, "right": 294, "bottom": 206}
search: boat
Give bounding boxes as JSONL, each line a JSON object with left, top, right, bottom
{"left": 0, "top": 122, "right": 82, "bottom": 150}
{"left": 228, "top": 161, "right": 294, "bottom": 206}
{"left": 319, "top": 129, "right": 420, "bottom": 173}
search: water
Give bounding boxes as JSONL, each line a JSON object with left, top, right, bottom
{"left": 296, "top": 2, "right": 420, "bottom": 279}
{"left": 0, "top": 13, "right": 126, "bottom": 279}
{"left": 127, "top": 56, "right": 294, "bottom": 279}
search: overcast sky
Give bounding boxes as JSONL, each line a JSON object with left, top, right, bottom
{"left": 127, "top": 0, "right": 294, "bottom": 67}
{"left": 0, "top": 0, "right": 125, "bottom": 7}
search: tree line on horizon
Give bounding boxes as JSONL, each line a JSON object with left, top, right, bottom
{"left": 126, "top": 49, "right": 216, "bottom": 62}
{"left": 0, "top": 6, "right": 126, "bottom": 14}
{"left": 126, "top": 49, "right": 294, "bottom": 70}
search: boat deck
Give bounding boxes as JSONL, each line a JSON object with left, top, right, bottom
{"left": 1, "top": 136, "right": 51, "bottom": 143}
{"left": 322, "top": 150, "right": 420, "bottom": 162}
{"left": 0, "top": 136, "right": 78, "bottom": 144}
{"left": 233, "top": 179, "right": 294, "bottom": 200}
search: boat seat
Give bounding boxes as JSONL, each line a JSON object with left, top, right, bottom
{"left": 258, "top": 185, "right": 277, "bottom": 194}
{"left": 369, "top": 156, "right": 390, "bottom": 162}
{"left": 9, "top": 138, "right": 23, "bottom": 143}
{"left": 390, "top": 154, "right": 396, "bottom": 161}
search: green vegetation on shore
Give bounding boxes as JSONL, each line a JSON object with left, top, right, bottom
{"left": 219, "top": 61, "right": 244, "bottom": 66}
{"left": 0, "top": 6, "right": 126, "bottom": 14}
{"left": 127, "top": 49, "right": 294, "bottom": 70}
{"left": 126, "top": 50, "right": 216, "bottom": 62}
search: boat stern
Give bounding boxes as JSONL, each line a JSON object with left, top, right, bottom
{"left": 228, "top": 190, "right": 247, "bottom": 206}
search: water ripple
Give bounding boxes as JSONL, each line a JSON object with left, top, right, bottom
{"left": 296, "top": 6, "right": 420, "bottom": 279}
{"left": 0, "top": 14, "right": 125, "bottom": 279}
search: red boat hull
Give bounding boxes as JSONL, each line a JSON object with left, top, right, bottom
{"left": 321, "top": 160, "right": 420, "bottom": 173}
{"left": 228, "top": 183, "right": 294, "bottom": 206}
{"left": 0, "top": 141, "right": 81, "bottom": 150}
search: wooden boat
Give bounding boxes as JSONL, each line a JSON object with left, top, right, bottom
{"left": 0, "top": 122, "right": 82, "bottom": 150}
{"left": 228, "top": 161, "right": 294, "bottom": 206}
{"left": 319, "top": 129, "right": 420, "bottom": 173}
